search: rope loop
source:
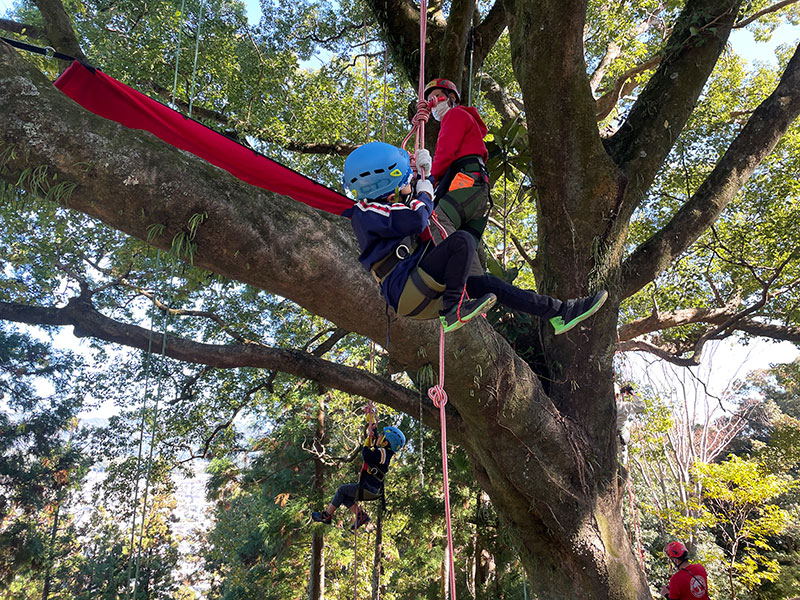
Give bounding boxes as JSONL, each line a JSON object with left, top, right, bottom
{"left": 427, "top": 383, "right": 448, "bottom": 408}
{"left": 413, "top": 100, "right": 431, "bottom": 125}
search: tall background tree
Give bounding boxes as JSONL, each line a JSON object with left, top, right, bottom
{"left": 1, "top": 0, "right": 800, "bottom": 598}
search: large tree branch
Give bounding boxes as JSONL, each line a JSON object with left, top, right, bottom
{"left": 620, "top": 42, "right": 800, "bottom": 297}
{"left": 618, "top": 255, "right": 800, "bottom": 364}
{"left": 734, "top": 0, "right": 800, "bottom": 28}
{"left": 619, "top": 309, "right": 800, "bottom": 343}
{"left": 605, "top": 0, "right": 741, "bottom": 194}
{"left": 478, "top": 72, "right": 523, "bottom": 121}
{"left": 32, "top": 0, "right": 86, "bottom": 64}
{"left": 437, "top": 0, "right": 475, "bottom": 86}
{"left": 595, "top": 53, "right": 662, "bottom": 121}
{"left": 0, "top": 19, "right": 46, "bottom": 39}
{"left": 0, "top": 296, "right": 461, "bottom": 440}
{"left": 472, "top": 0, "right": 507, "bottom": 71}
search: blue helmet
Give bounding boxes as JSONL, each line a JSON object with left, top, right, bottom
{"left": 343, "top": 142, "right": 413, "bottom": 200}
{"left": 382, "top": 426, "right": 406, "bottom": 452}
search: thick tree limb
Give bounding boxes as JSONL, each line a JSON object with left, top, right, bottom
{"left": 478, "top": 72, "right": 523, "bottom": 121}
{"left": 472, "top": 0, "right": 507, "bottom": 70}
{"left": 595, "top": 53, "right": 662, "bottom": 121}
{"left": 605, "top": 0, "right": 741, "bottom": 195}
{"left": 437, "top": 0, "right": 475, "bottom": 86}
{"left": 619, "top": 309, "right": 800, "bottom": 343}
{"left": 0, "top": 296, "right": 458, "bottom": 440}
{"left": 734, "top": 0, "right": 800, "bottom": 28}
{"left": 589, "top": 42, "right": 621, "bottom": 94}
{"left": 0, "top": 19, "right": 45, "bottom": 39}
{"left": 621, "top": 42, "right": 800, "bottom": 298}
{"left": 32, "top": 0, "right": 86, "bottom": 64}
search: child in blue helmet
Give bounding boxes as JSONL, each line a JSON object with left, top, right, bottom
{"left": 341, "top": 141, "right": 607, "bottom": 334}
{"left": 311, "top": 426, "right": 405, "bottom": 530}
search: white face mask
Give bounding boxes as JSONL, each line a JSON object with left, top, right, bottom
{"left": 432, "top": 100, "right": 451, "bottom": 121}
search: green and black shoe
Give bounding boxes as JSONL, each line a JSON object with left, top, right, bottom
{"left": 439, "top": 293, "right": 497, "bottom": 333}
{"left": 549, "top": 290, "right": 608, "bottom": 335}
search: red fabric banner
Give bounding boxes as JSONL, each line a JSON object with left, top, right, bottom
{"left": 54, "top": 62, "right": 354, "bottom": 215}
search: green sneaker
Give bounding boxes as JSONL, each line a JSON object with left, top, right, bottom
{"left": 439, "top": 293, "right": 497, "bottom": 333}
{"left": 549, "top": 290, "right": 608, "bottom": 335}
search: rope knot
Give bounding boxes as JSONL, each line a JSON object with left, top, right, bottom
{"left": 413, "top": 100, "right": 431, "bottom": 125}
{"left": 428, "top": 384, "right": 448, "bottom": 408}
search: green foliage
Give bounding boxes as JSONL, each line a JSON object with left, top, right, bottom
{"left": 694, "top": 455, "right": 796, "bottom": 597}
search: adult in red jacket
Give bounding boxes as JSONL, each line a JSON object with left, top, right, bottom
{"left": 421, "top": 79, "right": 491, "bottom": 276}
{"left": 659, "top": 541, "right": 710, "bottom": 600}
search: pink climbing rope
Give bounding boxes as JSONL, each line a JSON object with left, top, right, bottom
{"left": 427, "top": 325, "right": 457, "bottom": 600}
{"left": 353, "top": 513, "right": 359, "bottom": 600}
{"left": 401, "top": 0, "right": 430, "bottom": 164}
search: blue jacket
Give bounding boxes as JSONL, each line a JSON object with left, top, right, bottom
{"left": 359, "top": 444, "right": 395, "bottom": 492}
{"left": 343, "top": 190, "right": 433, "bottom": 309}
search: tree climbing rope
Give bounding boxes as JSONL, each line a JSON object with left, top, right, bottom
{"left": 353, "top": 342, "right": 379, "bottom": 600}
{"left": 124, "top": 251, "right": 177, "bottom": 600}
{"left": 400, "top": 1, "right": 460, "bottom": 596}
{"left": 169, "top": 0, "right": 186, "bottom": 107}
{"left": 427, "top": 326, "right": 458, "bottom": 600}
{"left": 401, "top": 0, "right": 430, "bottom": 164}
{"left": 188, "top": 0, "right": 206, "bottom": 117}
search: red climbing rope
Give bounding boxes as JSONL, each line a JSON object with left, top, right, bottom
{"left": 427, "top": 325, "right": 457, "bottom": 600}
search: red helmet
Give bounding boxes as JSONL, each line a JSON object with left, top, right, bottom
{"left": 424, "top": 78, "right": 460, "bottom": 103}
{"left": 665, "top": 541, "right": 688, "bottom": 559}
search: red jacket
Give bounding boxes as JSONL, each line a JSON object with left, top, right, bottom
{"left": 668, "top": 564, "right": 710, "bottom": 600}
{"left": 430, "top": 105, "right": 489, "bottom": 181}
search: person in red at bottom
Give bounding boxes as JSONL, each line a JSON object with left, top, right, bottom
{"left": 659, "top": 541, "right": 711, "bottom": 600}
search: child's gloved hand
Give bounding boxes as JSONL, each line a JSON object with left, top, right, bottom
{"left": 415, "top": 148, "right": 432, "bottom": 178}
{"left": 415, "top": 178, "right": 434, "bottom": 200}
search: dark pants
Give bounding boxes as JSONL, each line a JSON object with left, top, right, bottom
{"left": 331, "top": 482, "right": 382, "bottom": 509}
{"left": 418, "top": 231, "right": 561, "bottom": 317}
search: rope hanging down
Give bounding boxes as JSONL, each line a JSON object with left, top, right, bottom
{"left": 401, "top": 0, "right": 430, "bottom": 161}
{"left": 354, "top": 344, "right": 379, "bottom": 600}
{"left": 427, "top": 326, "right": 458, "bottom": 600}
